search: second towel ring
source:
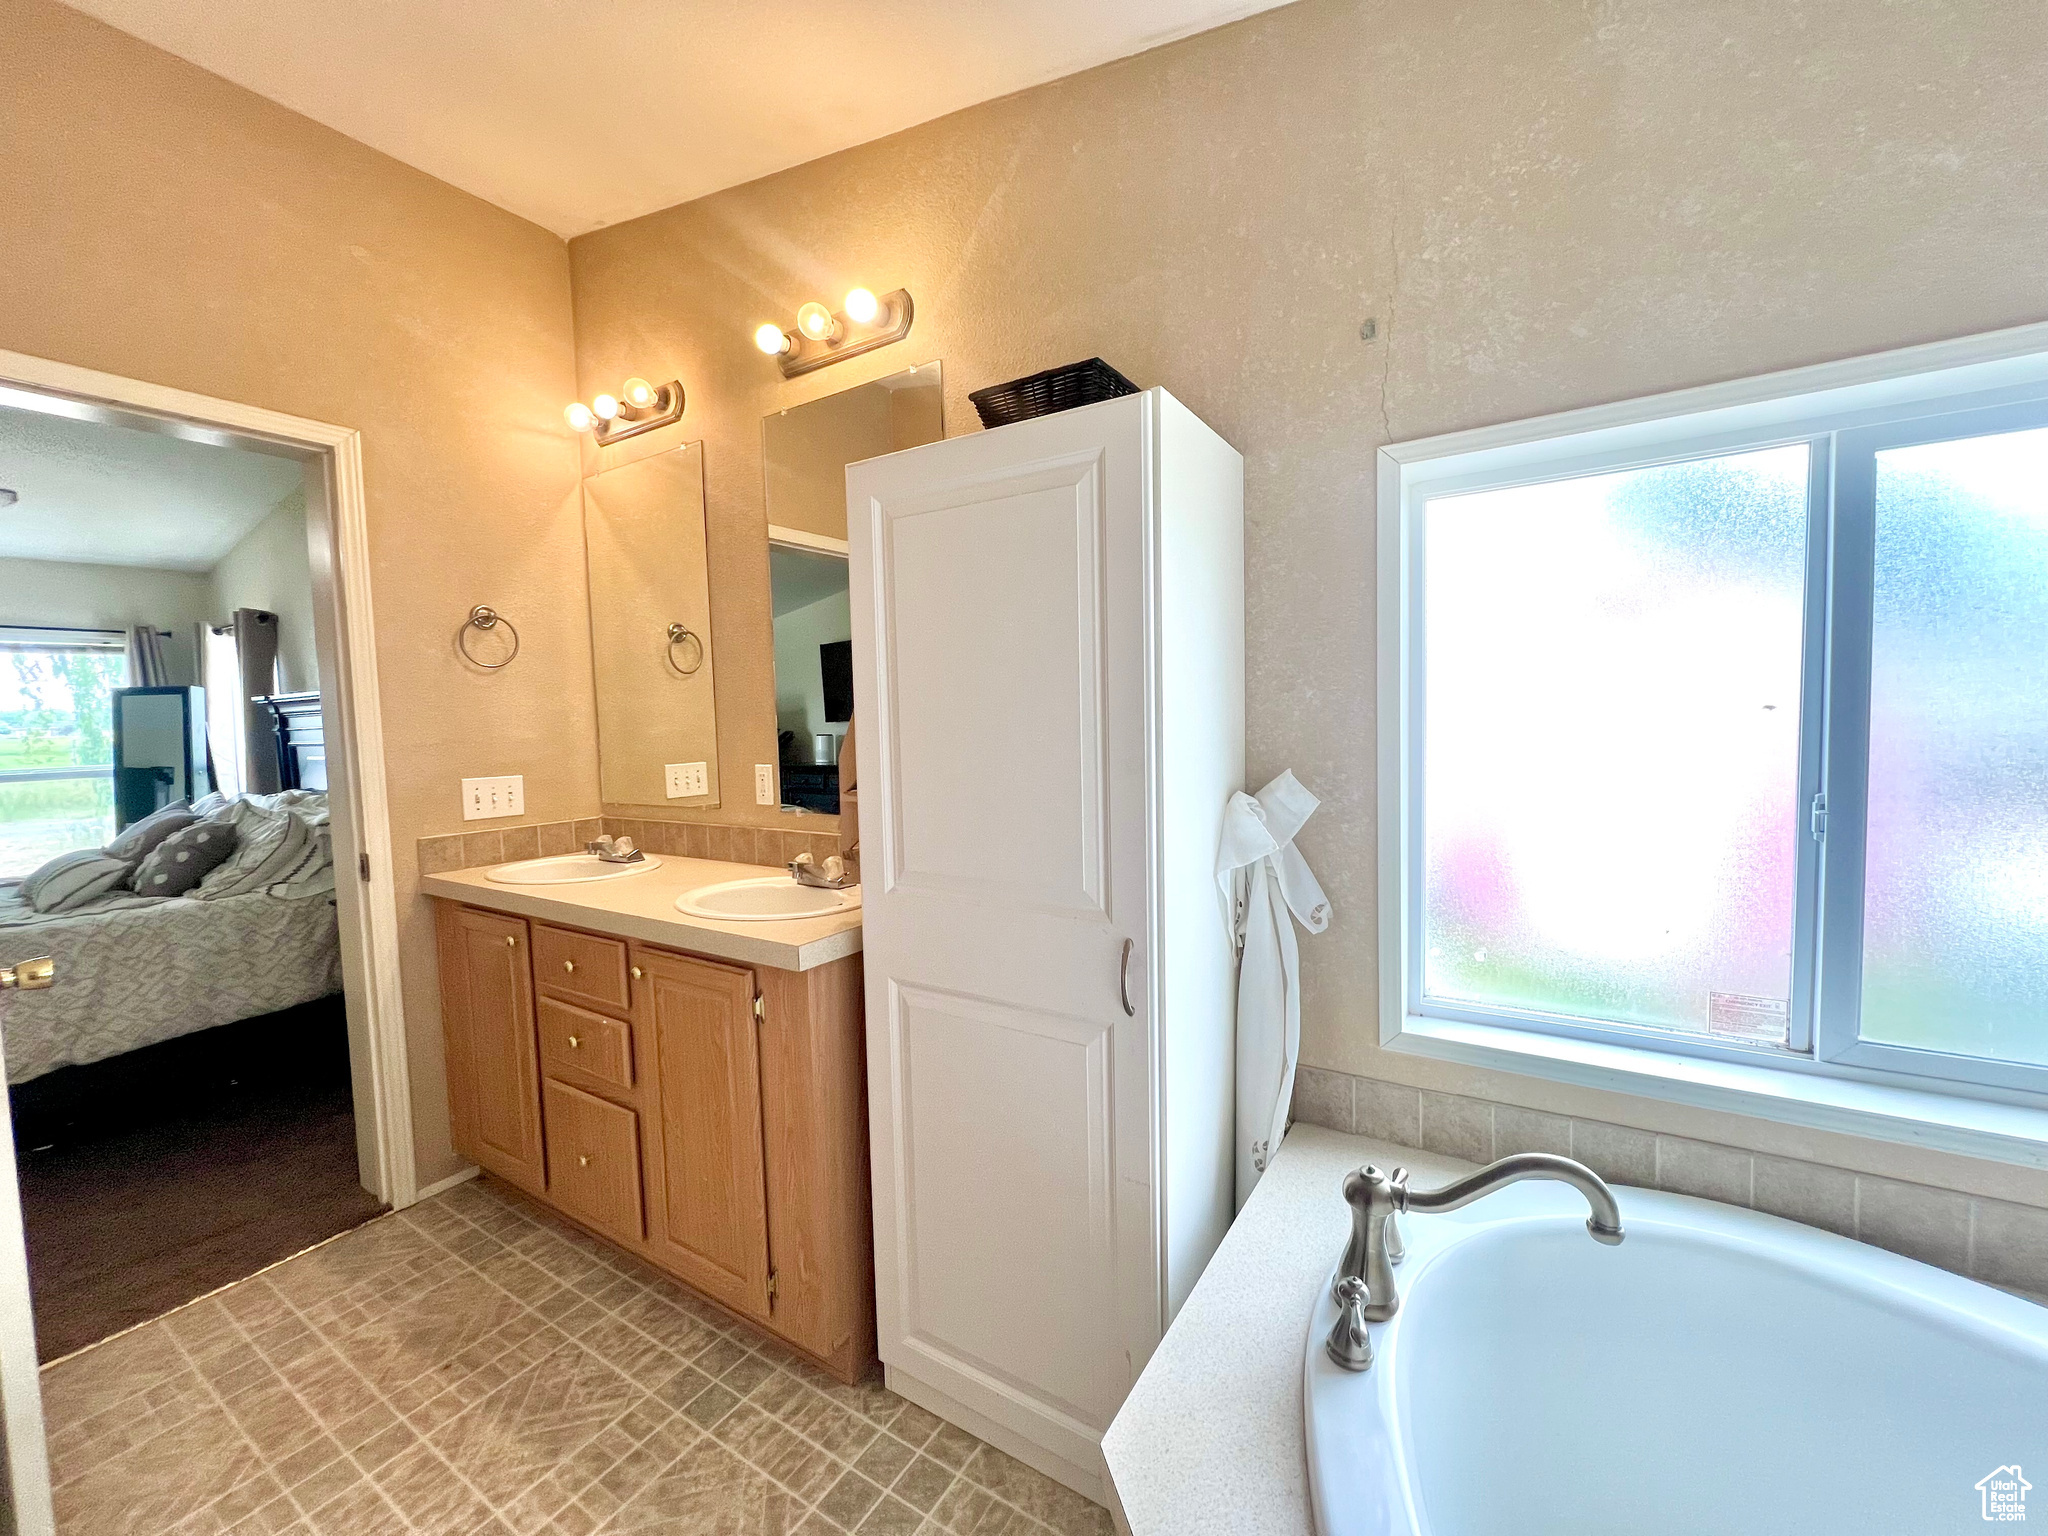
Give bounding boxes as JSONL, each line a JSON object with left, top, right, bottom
{"left": 458, "top": 605, "right": 520, "bottom": 669}
{"left": 667, "top": 622, "right": 705, "bottom": 676}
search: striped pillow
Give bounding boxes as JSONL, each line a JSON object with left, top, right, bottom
{"left": 21, "top": 850, "right": 135, "bottom": 914}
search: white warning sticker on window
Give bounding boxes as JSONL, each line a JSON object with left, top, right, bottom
{"left": 1707, "top": 991, "right": 1789, "bottom": 1046}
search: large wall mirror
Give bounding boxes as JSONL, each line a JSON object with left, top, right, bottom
{"left": 583, "top": 441, "right": 720, "bottom": 808}
{"left": 764, "top": 362, "right": 941, "bottom": 814}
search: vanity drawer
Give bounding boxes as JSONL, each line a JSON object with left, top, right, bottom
{"left": 533, "top": 923, "right": 631, "bottom": 1010}
{"left": 543, "top": 1079, "right": 645, "bottom": 1245}
{"left": 539, "top": 997, "right": 634, "bottom": 1094}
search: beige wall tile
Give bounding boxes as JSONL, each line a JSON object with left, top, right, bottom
{"left": 1857, "top": 1175, "right": 1971, "bottom": 1272}
{"left": 417, "top": 836, "right": 465, "bottom": 875}
{"left": 537, "top": 821, "right": 577, "bottom": 857}
{"left": 1419, "top": 1093, "right": 1492, "bottom": 1165}
{"left": 1971, "top": 1198, "right": 2048, "bottom": 1295}
{"left": 498, "top": 825, "right": 540, "bottom": 862}
{"left": 1353, "top": 1078, "right": 1421, "bottom": 1147}
{"left": 1571, "top": 1120, "right": 1656, "bottom": 1187}
{"left": 1290, "top": 1068, "right": 1353, "bottom": 1133}
{"left": 684, "top": 823, "right": 712, "bottom": 860}
{"left": 573, "top": 819, "right": 604, "bottom": 847}
{"left": 701, "top": 826, "right": 733, "bottom": 863}
{"left": 460, "top": 831, "right": 504, "bottom": 870}
{"left": 1655, "top": 1137, "right": 1752, "bottom": 1207}
{"left": 1752, "top": 1155, "right": 1856, "bottom": 1238}
{"left": 1494, "top": 1104, "right": 1571, "bottom": 1158}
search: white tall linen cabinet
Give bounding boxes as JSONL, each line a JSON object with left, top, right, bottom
{"left": 847, "top": 388, "right": 1245, "bottom": 1500}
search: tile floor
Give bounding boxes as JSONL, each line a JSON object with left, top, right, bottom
{"left": 41, "top": 1177, "right": 1113, "bottom": 1536}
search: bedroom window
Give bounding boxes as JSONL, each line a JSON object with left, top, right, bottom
{"left": 1378, "top": 328, "right": 2048, "bottom": 1134}
{"left": 0, "top": 627, "right": 129, "bottom": 879}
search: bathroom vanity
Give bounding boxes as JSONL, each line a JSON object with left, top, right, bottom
{"left": 423, "top": 857, "right": 873, "bottom": 1383}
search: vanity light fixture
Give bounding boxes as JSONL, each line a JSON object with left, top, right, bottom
{"left": 563, "top": 376, "right": 685, "bottom": 445}
{"left": 756, "top": 287, "right": 915, "bottom": 379}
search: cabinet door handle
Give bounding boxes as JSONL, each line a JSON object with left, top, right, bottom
{"left": 578, "top": 1154, "right": 591, "bottom": 1167}
{"left": 563, "top": 959, "right": 577, "bottom": 974}
{"left": 505, "top": 935, "right": 517, "bottom": 947}
{"left": 567, "top": 1035, "right": 581, "bottom": 1049}
{"left": 631, "top": 965, "right": 644, "bottom": 980}
{"left": 1120, "top": 938, "right": 1135, "bottom": 1017}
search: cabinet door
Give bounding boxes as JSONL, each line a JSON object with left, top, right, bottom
{"left": 640, "top": 948, "right": 773, "bottom": 1317}
{"left": 437, "top": 905, "right": 545, "bottom": 1195}
{"left": 847, "top": 392, "right": 1154, "bottom": 1477}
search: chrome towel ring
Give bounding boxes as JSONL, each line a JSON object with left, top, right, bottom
{"left": 458, "top": 605, "right": 521, "bottom": 669}
{"left": 666, "top": 622, "right": 704, "bottom": 676}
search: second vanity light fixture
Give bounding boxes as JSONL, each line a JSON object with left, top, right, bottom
{"left": 755, "top": 287, "right": 915, "bottom": 379}
{"left": 563, "top": 376, "right": 685, "bottom": 445}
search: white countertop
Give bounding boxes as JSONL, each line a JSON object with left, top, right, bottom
{"left": 1102, "top": 1125, "right": 1472, "bottom": 1536}
{"left": 421, "top": 856, "right": 864, "bottom": 972}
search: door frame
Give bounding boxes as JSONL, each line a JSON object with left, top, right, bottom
{"left": 0, "top": 347, "right": 418, "bottom": 1206}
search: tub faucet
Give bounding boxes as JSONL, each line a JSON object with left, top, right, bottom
{"left": 1334, "top": 1153, "right": 1624, "bottom": 1326}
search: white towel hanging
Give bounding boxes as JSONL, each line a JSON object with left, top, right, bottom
{"left": 1217, "top": 769, "right": 1331, "bottom": 1209}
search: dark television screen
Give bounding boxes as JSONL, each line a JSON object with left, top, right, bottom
{"left": 820, "top": 640, "right": 854, "bottom": 723}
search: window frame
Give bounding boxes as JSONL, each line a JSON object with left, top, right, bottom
{"left": 1376, "top": 322, "right": 2048, "bottom": 1157}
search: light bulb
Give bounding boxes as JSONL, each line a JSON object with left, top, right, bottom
{"left": 796, "top": 302, "right": 839, "bottom": 343}
{"left": 563, "top": 401, "right": 596, "bottom": 433}
{"left": 844, "top": 288, "right": 881, "bottom": 325}
{"left": 591, "top": 393, "right": 620, "bottom": 421}
{"left": 755, "top": 323, "right": 792, "bottom": 356}
{"left": 622, "top": 377, "right": 658, "bottom": 409}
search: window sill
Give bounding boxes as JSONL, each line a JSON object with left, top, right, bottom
{"left": 1387, "top": 1016, "right": 2048, "bottom": 1171}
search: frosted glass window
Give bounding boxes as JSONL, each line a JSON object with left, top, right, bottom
{"left": 1860, "top": 426, "right": 2048, "bottom": 1066}
{"left": 1422, "top": 446, "right": 1809, "bottom": 1044}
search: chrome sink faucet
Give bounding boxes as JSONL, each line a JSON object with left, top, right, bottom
{"left": 788, "top": 851, "right": 857, "bottom": 890}
{"left": 1325, "top": 1153, "right": 1624, "bottom": 1371}
{"left": 586, "top": 835, "right": 644, "bottom": 864}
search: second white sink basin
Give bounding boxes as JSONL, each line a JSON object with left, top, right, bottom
{"left": 675, "top": 876, "right": 861, "bottom": 922}
{"left": 487, "top": 854, "right": 663, "bottom": 885}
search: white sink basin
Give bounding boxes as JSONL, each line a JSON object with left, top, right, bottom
{"left": 675, "top": 876, "right": 860, "bottom": 922}
{"left": 486, "top": 854, "right": 663, "bottom": 885}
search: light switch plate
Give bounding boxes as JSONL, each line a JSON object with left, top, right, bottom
{"left": 754, "top": 764, "right": 776, "bottom": 806}
{"left": 461, "top": 775, "right": 525, "bottom": 820}
{"left": 666, "top": 762, "right": 708, "bottom": 799}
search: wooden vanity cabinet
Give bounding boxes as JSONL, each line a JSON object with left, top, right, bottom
{"left": 433, "top": 901, "right": 875, "bottom": 1383}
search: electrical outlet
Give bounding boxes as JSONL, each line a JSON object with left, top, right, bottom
{"left": 755, "top": 764, "right": 776, "bottom": 806}
{"left": 666, "top": 762, "right": 708, "bottom": 799}
{"left": 461, "top": 775, "right": 525, "bottom": 820}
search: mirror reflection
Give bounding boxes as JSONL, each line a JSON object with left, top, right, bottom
{"left": 582, "top": 441, "right": 719, "bottom": 809}
{"left": 764, "top": 363, "right": 941, "bottom": 814}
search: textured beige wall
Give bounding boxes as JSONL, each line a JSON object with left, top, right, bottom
{"left": 569, "top": 0, "right": 2048, "bottom": 1197}
{"left": 3, "top": 0, "right": 596, "bottom": 1184}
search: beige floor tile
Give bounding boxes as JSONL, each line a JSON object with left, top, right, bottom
{"left": 596, "top": 1438, "right": 803, "bottom": 1535}
{"left": 53, "top": 1402, "right": 265, "bottom": 1536}
{"left": 429, "top": 1337, "right": 645, "bottom": 1509}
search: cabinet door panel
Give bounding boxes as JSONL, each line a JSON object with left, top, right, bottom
{"left": 439, "top": 906, "right": 545, "bottom": 1194}
{"left": 642, "top": 949, "right": 773, "bottom": 1316}
{"left": 543, "top": 1080, "right": 645, "bottom": 1245}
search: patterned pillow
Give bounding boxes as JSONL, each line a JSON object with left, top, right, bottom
{"left": 194, "top": 799, "right": 314, "bottom": 899}
{"left": 21, "top": 850, "right": 135, "bottom": 914}
{"left": 133, "top": 821, "right": 240, "bottom": 897}
{"left": 103, "top": 800, "right": 194, "bottom": 862}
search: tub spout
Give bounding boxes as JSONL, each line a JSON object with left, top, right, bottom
{"left": 1336, "top": 1153, "right": 1624, "bottom": 1323}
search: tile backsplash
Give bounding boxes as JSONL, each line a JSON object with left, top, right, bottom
{"left": 1293, "top": 1066, "right": 2048, "bottom": 1306}
{"left": 415, "top": 817, "right": 841, "bottom": 877}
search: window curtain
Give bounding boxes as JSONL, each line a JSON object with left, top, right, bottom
{"left": 127, "top": 626, "right": 170, "bottom": 687}
{"left": 233, "top": 609, "right": 282, "bottom": 794}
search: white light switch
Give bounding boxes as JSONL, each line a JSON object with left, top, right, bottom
{"left": 666, "top": 762, "right": 708, "bottom": 799}
{"left": 755, "top": 764, "right": 776, "bottom": 806}
{"left": 461, "top": 775, "right": 525, "bottom": 820}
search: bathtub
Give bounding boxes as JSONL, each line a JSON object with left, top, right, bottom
{"left": 1304, "top": 1181, "right": 2048, "bottom": 1536}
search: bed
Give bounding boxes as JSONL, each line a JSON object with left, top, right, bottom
{"left": 0, "top": 793, "right": 342, "bottom": 1086}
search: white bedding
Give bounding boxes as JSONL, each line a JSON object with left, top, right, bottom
{"left": 0, "top": 791, "right": 344, "bottom": 1084}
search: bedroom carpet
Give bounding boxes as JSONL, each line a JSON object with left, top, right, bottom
{"left": 13, "top": 996, "right": 388, "bottom": 1362}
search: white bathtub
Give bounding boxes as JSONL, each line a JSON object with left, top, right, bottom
{"left": 1305, "top": 1181, "right": 2048, "bottom": 1536}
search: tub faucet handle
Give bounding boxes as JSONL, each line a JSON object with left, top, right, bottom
{"left": 1326, "top": 1275, "right": 1375, "bottom": 1373}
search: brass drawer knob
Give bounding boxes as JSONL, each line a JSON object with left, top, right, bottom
{"left": 505, "top": 935, "right": 517, "bottom": 947}
{"left": 631, "top": 965, "right": 643, "bottom": 980}
{"left": 567, "top": 1035, "right": 581, "bottom": 1049}
{"left": 578, "top": 1154, "right": 591, "bottom": 1167}
{"left": 563, "top": 959, "right": 577, "bottom": 974}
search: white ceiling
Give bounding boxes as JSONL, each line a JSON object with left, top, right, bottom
{"left": 60, "top": 0, "right": 1295, "bottom": 238}
{"left": 0, "top": 404, "right": 304, "bottom": 572}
